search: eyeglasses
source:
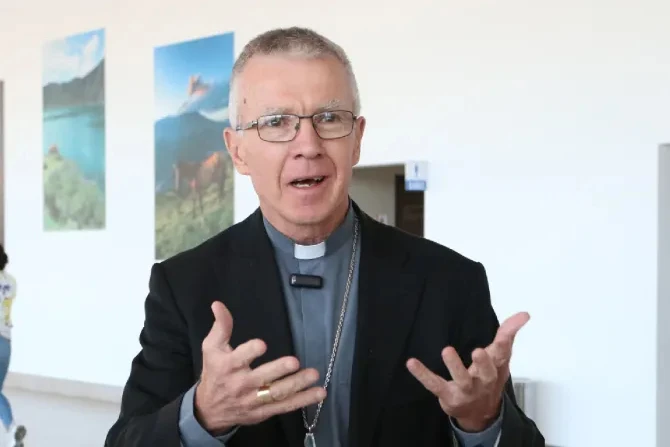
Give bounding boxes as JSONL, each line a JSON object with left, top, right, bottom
{"left": 235, "top": 110, "right": 357, "bottom": 143}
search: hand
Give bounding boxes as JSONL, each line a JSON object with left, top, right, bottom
{"left": 195, "top": 301, "right": 327, "bottom": 434}
{"left": 406, "top": 312, "right": 530, "bottom": 432}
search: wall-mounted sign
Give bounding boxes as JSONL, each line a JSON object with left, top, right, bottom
{"left": 405, "top": 160, "right": 428, "bottom": 191}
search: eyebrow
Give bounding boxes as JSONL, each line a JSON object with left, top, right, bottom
{"left": 261, "top": 99, "right": 343, "bottom": 116}
{"left": 317, "top": 99, "right": 342, "bottom": 112}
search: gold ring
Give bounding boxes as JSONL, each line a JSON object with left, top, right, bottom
{"left": 256, "top": 384, "right": 273, "bottom": 404}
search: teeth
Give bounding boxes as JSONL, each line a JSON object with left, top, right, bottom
{"left": 292, "top": 177, "right": 324, "bottom": 187}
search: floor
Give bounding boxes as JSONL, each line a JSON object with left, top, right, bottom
{"left": 4, "top": 388, "right": 120, "bottom": 446}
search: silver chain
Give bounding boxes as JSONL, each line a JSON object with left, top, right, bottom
{"left": 301, "top": 216, "right": 359, "bottom": 434}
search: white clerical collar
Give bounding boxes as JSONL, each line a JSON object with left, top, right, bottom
{"left": 262, "top": 201, "right": 356, "bottom": 260}
{"left": 294, "top": 242, "right": 326, "bottom": 260}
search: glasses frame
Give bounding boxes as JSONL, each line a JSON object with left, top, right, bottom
{"left": 235, "top": 110, "right": 358, "bottom": 143}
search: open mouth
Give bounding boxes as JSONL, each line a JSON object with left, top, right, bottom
{"left": 290, "top": 176, "right": 326, "bottom": 188}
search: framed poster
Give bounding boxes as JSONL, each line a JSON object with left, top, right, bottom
{"left": 154, "top": 32, "right": 235, "bottom": 260}
{"left": 42, "top": 28, "right": 106, "bottom": 231}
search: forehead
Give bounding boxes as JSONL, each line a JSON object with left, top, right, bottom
{"left": 236, "top": 54, "right": 354, "bottom": 116}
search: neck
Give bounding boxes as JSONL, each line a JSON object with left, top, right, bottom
{"left": 261, "top": 198, "right": 350, "bottom": 245}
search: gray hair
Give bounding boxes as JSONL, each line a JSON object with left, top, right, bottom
{"left": 227, "top": 27, "right": 361, "bottom": 129}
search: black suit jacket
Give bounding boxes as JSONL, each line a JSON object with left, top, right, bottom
{"left": 105, "top": 204, "right": 544, "bottom": 447}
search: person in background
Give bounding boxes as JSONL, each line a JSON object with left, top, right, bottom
{"left": 0, "top": 245, "right": 26, "bottom": 447}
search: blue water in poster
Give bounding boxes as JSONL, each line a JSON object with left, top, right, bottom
{"left": 43, "top": 105, "right": 105, "bottom": 191}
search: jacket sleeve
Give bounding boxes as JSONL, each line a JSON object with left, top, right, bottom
{"left": 456, "top": 262, "right": 545, "bottom": 447}
{"left": 105, "top": 263, "right": 196, "bottom": 447}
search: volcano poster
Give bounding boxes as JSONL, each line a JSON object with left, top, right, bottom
{"left": 154, "top": 32, "right": 235, "bottom": 260}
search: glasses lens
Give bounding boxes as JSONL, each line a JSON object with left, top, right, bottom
{"left": 258, "top": 114, "right": 299, "bottom": 142}
{"left": 313, "top": 111, "right": 354, "bottom": 139}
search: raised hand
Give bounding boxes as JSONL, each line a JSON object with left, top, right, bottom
{"left": 194, "top": 301, "right": 327, "bottom": 434}
{"left": 406, "top": 312, "right": 530, "bottom": 431}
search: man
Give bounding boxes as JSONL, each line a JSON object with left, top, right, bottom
{"left": 105, "top": 27, "right": 544, "bottom": 447}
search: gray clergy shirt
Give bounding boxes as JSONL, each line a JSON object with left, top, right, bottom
{"left": 262, "top": 204, "right": 361, "bottom": 446}
{"left": 177, "top": 203, "right": 503, "bottom": 447}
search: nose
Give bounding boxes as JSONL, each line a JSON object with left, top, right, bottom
{"left": 289, "top": 118, "right": 323, "bottom": 159}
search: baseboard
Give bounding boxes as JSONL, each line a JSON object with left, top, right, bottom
{"left": 4, "top": 371, "right": 123, "bottom": 405}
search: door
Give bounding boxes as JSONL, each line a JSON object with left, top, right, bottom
{"left": 394, "top": 174, "right": 424, "bottom": 237}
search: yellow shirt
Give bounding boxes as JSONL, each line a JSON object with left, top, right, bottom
{"left": 0, "top": 271, "right": 16, "bottom": 339}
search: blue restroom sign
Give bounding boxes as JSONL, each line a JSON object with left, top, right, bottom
{"left": 404, "top": 161, "right": 428, "bottom": 191}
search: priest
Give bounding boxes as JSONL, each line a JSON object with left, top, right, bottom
{"left": 105, "top": 26, "right": 545, "bottom": 447}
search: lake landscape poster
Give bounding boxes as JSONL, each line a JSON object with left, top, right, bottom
{"left": 154, "top": 32, "right": 235, "bottom": 260}
{"left": 42, "top": 28, "right": 105, "bottom": 231}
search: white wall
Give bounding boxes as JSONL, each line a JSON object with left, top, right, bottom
{"left": 0, "top": 80, "right": 4, "bottom": 244}
{"left": 350, "top": 165, "right": 402, "bottom": 226}
{"left": 0, "top": 1, "right": 668, "bottom": 446}
{"left": 658, "top": 144, "right": 670, "bottom": 447}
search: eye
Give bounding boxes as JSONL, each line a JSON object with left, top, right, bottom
{"left": 320, "top": 112, "right": 340, "bottom": 123}
{"left": 314, "top": 112, "right": 345, "bottom": 126}
{"left": 267, "top": 115, "right": 283, "bottom": 127}
{"left": 260, "top": 115, "right": 291, "bottom": 128}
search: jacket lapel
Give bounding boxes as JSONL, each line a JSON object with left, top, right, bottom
{"left": 212, "top": 209, "right": 304, "bottom": 446}
{"left": 212, "top": 205, "right": 425, "bottom": 447}
{"left": 348, "top": 206, "right": 425, "bottom": 447}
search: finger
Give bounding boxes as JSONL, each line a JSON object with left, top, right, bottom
{"left": 486, "top": 340, "right": 511, "bottom": 368}
{"left": 406, "top": 358, "right": 448, "bottom": 397}
{"left": 203, "top": 301, "right": 234, "bottom": 351}
{"left": 227, "top": 338, "right": 267, "bottom": 371}
{"left": 470, "top": 348, "right": 497, "bottom": 385}
{"left": 253, "top": 386, "right": 327, "bottom": 420}
{"left": 247, "top": 356, "right": 301, "bottom": 388}
{"left": 487, "top": 312, "right": 530, "bottom": 365}
{"left": 262, "top": 367, "right": 320, "bottom": 403}
{"left": 441, "top": 347, "right": 474, "bottom": 392}
{"left": 496, "top": 312, "right": 530, "bottom": 344}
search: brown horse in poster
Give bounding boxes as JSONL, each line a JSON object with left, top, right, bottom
{"left": 173, "top": 151, "right": 227, "bottom": 216}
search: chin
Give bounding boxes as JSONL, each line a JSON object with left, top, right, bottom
{"left": 275, "top": 188, "right": 348, "bottom": 228}
{"left": 289, "top": 206, "right": 331, "bottom": 226}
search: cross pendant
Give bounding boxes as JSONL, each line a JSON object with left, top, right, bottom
{"left": 304, "top": 432, "right": 316, "bottom": 447}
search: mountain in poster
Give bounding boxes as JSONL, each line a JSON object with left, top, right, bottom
{"left": 43, "top": 59, "right": 104, "bottom": 110}
{"left": 154, "top": 79, "right": 230, "bottom": 193}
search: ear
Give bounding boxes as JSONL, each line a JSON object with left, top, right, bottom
{"left": 351, "top": 116, "right": 366, "bottom": 167}
{"left": 223, "top": 128, "right": 250, "bottom": 175}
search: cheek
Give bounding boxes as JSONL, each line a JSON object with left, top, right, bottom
{"left": 329, "top": 143, "right": 357, "bottom": 175}
{"left": 247, "top": 151, "right": 284, "bottom": 190}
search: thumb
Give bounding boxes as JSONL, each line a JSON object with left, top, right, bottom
{"left": 496, "top": 311, "right": 530, "bottom": 343}
{"left": 486, "top": 312, "right": 530, "bottom": 366}
{"left": 205, "top": 301, "right": 234, "bottom": 351}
